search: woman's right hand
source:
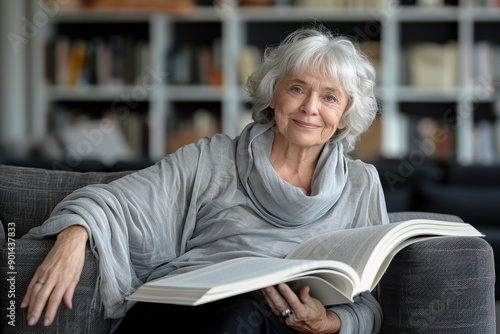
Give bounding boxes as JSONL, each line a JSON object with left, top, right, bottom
{"left": 21, "top": 225, "right": 88, "bottom": 327}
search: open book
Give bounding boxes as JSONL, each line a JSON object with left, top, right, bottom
{"left": 127, "top": 219, "right": 483, "bottom": 306}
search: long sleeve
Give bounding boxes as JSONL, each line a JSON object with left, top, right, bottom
{"left": 23, "top": 139, "right": 212, "bottom": 319}
{"left": 327, "top": 291, "right": 382, "bottom": 334}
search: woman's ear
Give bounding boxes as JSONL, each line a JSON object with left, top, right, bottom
{"left": 269, "top": 98, "right": 275, "bottom": 109}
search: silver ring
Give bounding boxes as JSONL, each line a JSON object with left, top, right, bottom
{"left": 281, "top": 307, "right": 293, "bottom": 320}
{"left": 36, "top": 280, "right": 45, "bottom": 285}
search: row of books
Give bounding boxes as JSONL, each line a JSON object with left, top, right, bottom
{"left": 470, "top": 0, "right": 500, "bottom": 7}
{"left": 254, "top": 0, "right": 500, "bottom": 7}
{"left": 411, "top": 117, "right": 456, "bottom": 161}
{"left": 48, "top": 0, "right": 385, "bottom": 9}
{"left": 166, "top": 109, "right": 220, "bottom": 153}
{"left": 404, "top": 42, "right": 459, "bottom": 87}
{"left": 49, "top": 107, "right": 149, "bottom": 160}
{"left": 237, "top": 41, "right": 381, "bottom": 87}
{"left": 46, "top": 0, "right": 196, "bottom": 10}
{"left": 45, "top": 35, "right": 150, "bottom": 87}
{"left": 168, "top": 40, "right": 222, "bottom": 86}
{"left": 289, "top": 0, "right": 386, "bottom": 7}
{"left": 410, "top": 116, "right": 500, "bottom": 164}
{"left": 408, "top": 0, "right": 500, "bottom": 6}
{"left": 44, "top": 37, "right": 381, "bottom": 89}
{"left": 473, "top": 119, "right": 500, "bottom": 165}
{"left": 402, "top": 41, "right": 500, "bottom": 88}
{"left": 473, "top": 42, "right": 500, "bottom": 90}
{"left": 47, "top": 106, "right": 226, "bottom": 158}
{"left": 45, "top": 37, "right": 498, "bottom": 90}
{"left": 165, "top": 108, "right": 254, "bottom": 153}
{"left": 46, "top": 0, "right": 500, "bottom": 9}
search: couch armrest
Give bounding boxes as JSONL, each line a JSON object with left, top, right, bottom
{"left": 0, "top": 239, "right": 112, "bottom": 334}
{"left": 380, "top": 236, "right": 496, "bottom": 333}
{"left": 388, "top": 211, "right": 465, "bottom": 224}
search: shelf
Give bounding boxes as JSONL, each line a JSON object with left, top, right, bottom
{"left": 15, "top": 1, "right": 499, "bottom": 165}
{"left": 54, "top": 8, "right": 154, "bottom": 22}
{"left": 471, "top": 7, "right": 500, "bottom": 22}
{"left": 46, "top": 85, "right": 150, "bottom": 101}
{"left": 165, "top": 85, "right": 223, "bottom": 101}
{"left": 54, "top": 5, "right": 403, "bottom": 23}
{"left": 236, "top": 6, "right": 388, "bottom": 21}
{"left": 397, "top": 7, "right": 460, "bottom": 22}
{"left": 395, "top": 86, "right": 461, "bottom": 102}
{"left": 54, "top": 3, "right": 195, "bottom": 22}
{"left": 469, "top": 86, "right": 500, "bottom": 103}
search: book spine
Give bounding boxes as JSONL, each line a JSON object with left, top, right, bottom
{"left": 46, "top": 35, "right": 150, "bottom": 87}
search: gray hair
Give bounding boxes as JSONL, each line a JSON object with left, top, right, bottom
{"left": 245, "top": 26, "right": 378, "bottom": 153}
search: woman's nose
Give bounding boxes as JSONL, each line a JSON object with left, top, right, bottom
{"left": 301, "top": 94, "right": 320, "bottom": 115}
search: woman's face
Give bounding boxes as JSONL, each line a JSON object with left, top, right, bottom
{"left": 270, "top": 71, "right": 349, "bottom": 149}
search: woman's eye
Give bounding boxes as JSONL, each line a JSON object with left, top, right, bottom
{"left": 325, "top": 95, "right": 337, "bottom": 103}
{"left": 291, "top": 87, "right": 302, "bottom": 94}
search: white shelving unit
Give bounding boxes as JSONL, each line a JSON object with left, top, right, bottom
{"left": 25, "top": 0, "right": 500, "bottom": 164}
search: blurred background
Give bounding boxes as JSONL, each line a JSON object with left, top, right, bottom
{"left": 0, "top": 0, "right": 499, "bottom": 208}
{"left": 1, "top": 0, "right": 500, "bottom": 310}
{"left": 1, "top": 0, "right": 499, "bottom": 166}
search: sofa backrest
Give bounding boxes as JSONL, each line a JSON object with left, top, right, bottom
{"left": 0, "top": 164, "right": 132, "bottom": 239}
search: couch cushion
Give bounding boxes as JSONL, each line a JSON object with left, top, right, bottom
{"left": 0, "top": 165, "right": 132, "bottom": 238}
{"left": 388, "top": 211, "right": 464, "bottom": 224}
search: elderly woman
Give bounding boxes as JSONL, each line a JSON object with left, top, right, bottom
{"left": 22, "top": 26, "right": 388, "bottom": 334}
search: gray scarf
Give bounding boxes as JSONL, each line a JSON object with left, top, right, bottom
{"left": 237, "top": 123, "right": 348, "bottom": 227}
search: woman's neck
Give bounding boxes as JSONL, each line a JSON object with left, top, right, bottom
{"left": 269, "top": 132, "right": 323, "bottom": 194}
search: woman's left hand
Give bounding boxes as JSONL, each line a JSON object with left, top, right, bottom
{"left": 261, "top": 283, "right": 341, "bottom": 334}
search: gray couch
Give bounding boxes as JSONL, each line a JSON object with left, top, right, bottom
{"left": 0, "top": 164, "right": 496, "bottom": 333}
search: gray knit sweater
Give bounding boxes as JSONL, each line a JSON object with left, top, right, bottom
{"left": 26, "top": 122, "right": 389, "bottom": 333}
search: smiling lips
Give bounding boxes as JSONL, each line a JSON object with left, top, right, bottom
{"left": 293, "top": 119, "right": 321, "bottom": 129}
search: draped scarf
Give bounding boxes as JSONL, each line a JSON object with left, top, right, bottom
{"left": 237, "top": 122, "right": 348, "bottom": 227}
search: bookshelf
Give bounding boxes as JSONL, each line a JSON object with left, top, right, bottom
{"left": 21, "top": 0, "right": 500, "bottom": 165}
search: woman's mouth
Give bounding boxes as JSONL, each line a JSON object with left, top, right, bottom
{"left": 293, "top": 119, "right": 320, "bottom": 129}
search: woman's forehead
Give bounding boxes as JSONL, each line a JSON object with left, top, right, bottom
{"left": 283, "top": 71, "right": 346, "bottom": 91}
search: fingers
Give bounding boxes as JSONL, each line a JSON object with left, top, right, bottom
{"left": 21, "top": 277, "right": 39, "bottom": 309}
{"left": 261, "top": 286, "right": 283, "bottom": 317}
{"left": 262, "top": 283, "right": 336, "bottom": 332}
{"left": 22, "top": 268, "right": 81, "bottom": 326}
{"left": 20, "top": 227, "right": 87, "bottom": 327}
{"left": 22, "top": 274, "right": 54, "bottom": 326}
{"left": 63, "top": 281, "right": 78, "bottom": 310}
{"left": 42, "top": 279, "right": 73, "bottom": 326}
{"left": 262, "top": 283, "right": 302, "bottom": 319}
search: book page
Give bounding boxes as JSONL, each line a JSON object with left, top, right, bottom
{"left": 286, "top": 219, "right": 483, "bottom": 290}
{"left": 286, "top": 223, "right": 399, "bottom": 281}
{"left": 128, "top": 220, "right": 482, "bottom": 307}
{"left": 283, "top": 275, "right": 354, "bottom": 306}
{"left": 129, "top": 257, "right": 360, "bottom": 306}
{"left": 150, "top": 257, "right": 315, "bottom": 288}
